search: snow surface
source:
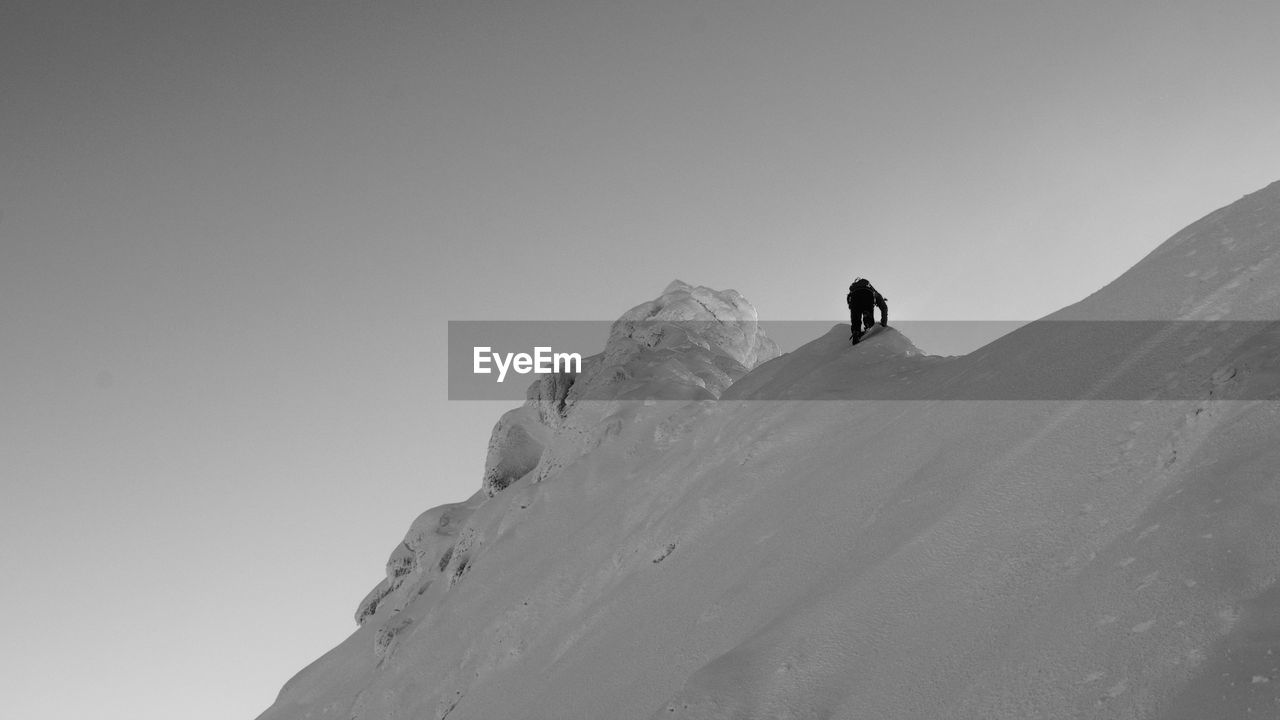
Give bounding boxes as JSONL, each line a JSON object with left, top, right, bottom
{"left": 260, "top": 181, "right": 1280, "bottom": 720}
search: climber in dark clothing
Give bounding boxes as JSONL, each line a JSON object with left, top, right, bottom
{"left": 846, "top": 278, "right": 888, "bottom": 344}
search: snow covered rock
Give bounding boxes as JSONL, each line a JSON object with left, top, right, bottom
{"left": 480, "top": 405, "right": 552, "bottom": 496}
{"left": 358, "top": 281, "right": 779, "bottom": 629}
{"left": 481, "top": 280, "right": 778, "bottom": 496}
{"left": 612, "top": 279, "right": 779, "bottom": 370}
{"left": 354, "top": 494, "right": 483, "bottom": 626}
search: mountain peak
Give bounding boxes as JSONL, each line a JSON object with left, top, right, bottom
{"left": 722, "top": 324, "right": 937, "bottom": 401}
{"left": 662, "top": 278, "right": 693, "bottom": 294}
{"left": 614, "top": 281, "right": 778, "bottom": 368}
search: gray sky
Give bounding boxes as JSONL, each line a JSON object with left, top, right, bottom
{"left": 2, "top": 2, "right": 1278, "bottom": 718}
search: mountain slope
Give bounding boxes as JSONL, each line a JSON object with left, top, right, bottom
{"left": 1056, "top": 179, "right": 1280, "bottom": 321}
{"left": 259, "top": 182, "right": 1280, "bottom": 720}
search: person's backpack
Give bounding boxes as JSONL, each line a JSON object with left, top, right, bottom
{"left": 847, "top": 278, "right": 873, "bottom": 309}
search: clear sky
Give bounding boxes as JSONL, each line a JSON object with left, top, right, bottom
{"left": 2, "top": 2, "right": 1278, "bottom": 718}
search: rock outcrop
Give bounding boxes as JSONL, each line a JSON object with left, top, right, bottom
{"left": 480, "top": 279, "right": 778, "bottom": 497}
{"left": 356, "top": 281, "right": 778, "bottom": 626}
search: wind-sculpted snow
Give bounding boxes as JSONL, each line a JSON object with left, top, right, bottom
{"left": 354, "top": 495, "right": 484, "bottom": 627}
{"left": 482, "top": 280, "right": 779, "bottom": 496}
{"left": 357, "top": 282, "right": 779, "bottom": 627}
{"left": 260, "top": 182, "right": 1280, "bottom": 720}
{"left": 614, "top": 280, "right": 780, "bottom": 370}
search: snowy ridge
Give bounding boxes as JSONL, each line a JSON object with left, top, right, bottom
{"left": 1057, "top": 179, "right": 1280, "bottom": 321}
{"left": 721, "top": 324, "right": 946, "bottom": 400}
{"left": 354, "top": 282, "right": 778, "bottom": 627}
{"left": 260, "top": 182, "right": 1280, "bottom": 720}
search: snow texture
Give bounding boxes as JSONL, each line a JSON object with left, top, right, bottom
{"left": 261, "top": 181, "right": 1280, "bottom": 720}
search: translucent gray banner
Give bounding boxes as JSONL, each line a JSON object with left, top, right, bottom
{"left": 447, "top": 321, "right": 1280, "bottom": 401}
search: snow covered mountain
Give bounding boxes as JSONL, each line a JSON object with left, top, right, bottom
{"left": 259, "top": 181, "right": 1280, "bottom": 720}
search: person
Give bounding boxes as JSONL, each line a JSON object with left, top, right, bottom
{"left": 846, "top": 278, "right": 888, "bottom": 343}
